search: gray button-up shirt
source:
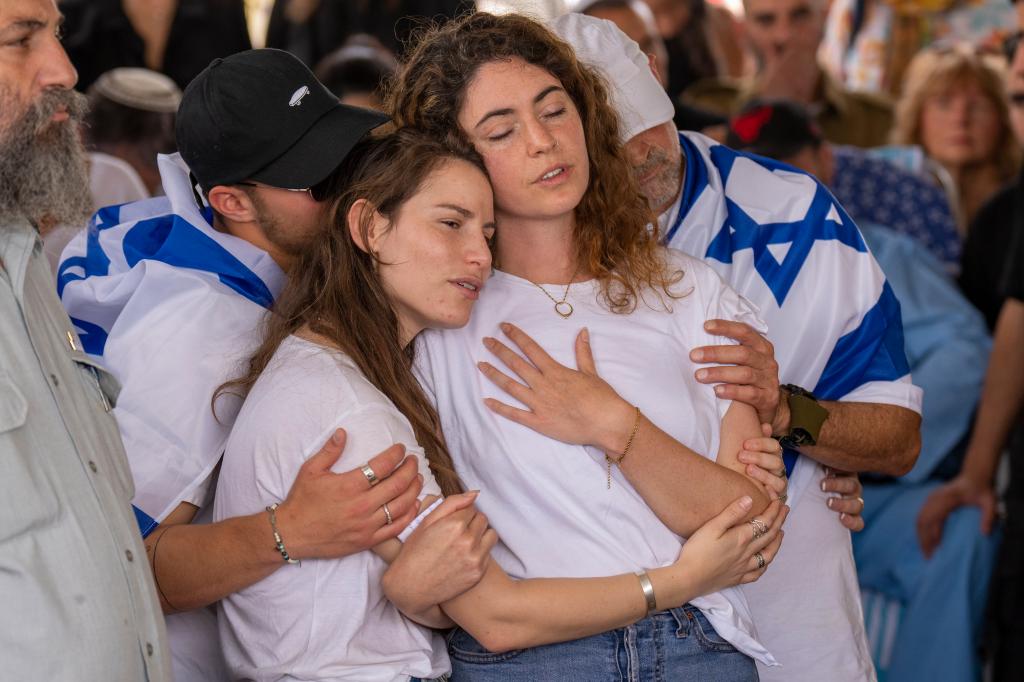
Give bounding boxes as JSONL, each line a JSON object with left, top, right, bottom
{"left": 0, "top": 218, "right": 170, "bottom": 681}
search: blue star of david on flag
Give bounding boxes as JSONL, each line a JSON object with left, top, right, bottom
{"left": 702, "top": 146, "right": 868, "bottom": 308}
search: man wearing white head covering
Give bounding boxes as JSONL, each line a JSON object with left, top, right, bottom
{"left": 552, "top": 13, "right": 923, "bottom": 682}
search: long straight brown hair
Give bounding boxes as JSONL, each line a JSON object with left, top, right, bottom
{"left": 220, "top": 129, "right": 487, "bottom": 496}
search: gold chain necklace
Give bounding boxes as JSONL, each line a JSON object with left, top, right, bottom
{"left": 528, "top": 266, "right": 579, "bottom": 319}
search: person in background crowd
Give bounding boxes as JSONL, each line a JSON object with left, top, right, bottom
{"left": 85, "top": 67, "right": 180, "bottom": 196}
{"left": 892, "top": 44, "right": 1020, "bottom": 231}
{"left": 684, "top": 0, "right": 894, "bottom": 147}
{"left": 727, "top": 99, "right": 997, "bottom": 682}
{"left": 642, "top": 0, "right": 747, "bottom": 94}
{"left": 59, "top": 0, "right": 252, "bottom": 90}
{"left": 314, "top": 35, "right": 398, "bottom": 111}
{"left": 0, "top": 0, "right": 171, "bottom": 678}
{"left": 821, "top": 0, "right": 1016, "bottom": 97}
{"left": 828, "top": 141, "right": 963, "bottom": 271}
{"left": 265, "top": 0, "right": 472, "bottom": 68}
{"left": 924, "top": 19, "right": 1024, "bottom": 682}
{"left": 57, "top": 49, "right": 422, "bottom": 681}
{"left": 555, "top": 14, "right": 922, "bottom": 681}
{"left": 960, "top": 32, "right": 1024, "bottom": 328}
{"left": 574, "top": 1, "right": 729, "bottom": 138}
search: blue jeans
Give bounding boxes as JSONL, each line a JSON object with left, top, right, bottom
{"left": 446, "top": 604, "right": 758, "bottom": 681}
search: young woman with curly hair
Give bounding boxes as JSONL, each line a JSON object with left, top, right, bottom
{"left": 382, "top": 11, "right": 790, "bottom": 679}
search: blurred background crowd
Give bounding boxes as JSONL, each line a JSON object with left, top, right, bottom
{"left": 53, "top": 0, "right": 1024, "bottom": 680}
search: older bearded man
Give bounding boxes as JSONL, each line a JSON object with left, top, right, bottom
{"left": 0, "top": 0, "right": 171, "bottom": 679}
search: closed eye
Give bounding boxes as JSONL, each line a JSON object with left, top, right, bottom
{"left": 543, "top": 108, "right": 566, "bottom": 119}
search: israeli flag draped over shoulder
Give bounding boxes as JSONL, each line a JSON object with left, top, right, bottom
{"left": 57, "top": 153, "right": 286, "bottom": 537}
{"left": 663, "top": 132, "right": 923, "bottom": 501}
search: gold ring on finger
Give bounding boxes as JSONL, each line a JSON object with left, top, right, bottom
{"left": 777, "top": 493, "right": 788, "bottom": 504}
{"left": 382, "top": 502, "right": 393, "bottom": 525}
{"left": 857, "top": 497, "right": 865, "bottom": 510}
{"left": 755, "top": 551, "right": 766, "bottom": 569}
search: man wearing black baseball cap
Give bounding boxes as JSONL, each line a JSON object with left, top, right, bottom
{"left": 57, "top": 49, "right": 425, "bottom": 681}
{"left": 178, "top": 48, "right": 390, "bottom": 266}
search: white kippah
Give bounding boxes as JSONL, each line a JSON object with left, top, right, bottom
{"left": 91, "top": 68, "right": 182, "bottom": 114}
{"left": 550, "top": 12, "right": 674, "bottom": 142}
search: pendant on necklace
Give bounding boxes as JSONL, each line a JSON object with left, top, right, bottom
{"left": 554, "top": 301, "right": 574, "bottom": 318}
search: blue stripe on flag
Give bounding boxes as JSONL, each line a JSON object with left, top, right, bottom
{"left": 133, "top": 504, "right": 159, "bottom": 538}
{"left": 666, "top": 133, "right": 712, "bottom": 244}
{"left": 814, "top": 282, "right": 910, "bottom": 400}
{"left": 56, "top": 205, "right": 123, "bottom": 297}
{"left": 68, "top": 316, "right": 110, "bottom": 356}
{"left": 121, "top": 210, "right": 274, "bottom": 309}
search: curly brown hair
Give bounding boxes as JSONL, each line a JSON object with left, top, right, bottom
{"left": 388, "top": 11, "right": 681, "bottom": 312}
{"left": 217, "top": 129, "right": 486, "bottom": 496}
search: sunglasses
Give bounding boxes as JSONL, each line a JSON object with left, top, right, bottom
{"left": 236, "top": 178, "right": 331, "bottom": 202}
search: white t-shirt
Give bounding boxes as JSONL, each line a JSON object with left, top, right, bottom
{"left": 416, "top": 248, "right": 774, "bottom": 665}
{"left": 214, "top": 336, "right": 448, "bottom": 682}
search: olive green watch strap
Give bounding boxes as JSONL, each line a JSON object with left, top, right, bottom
{"left": 786, "top": 392, "right": 829, "bottom": 445}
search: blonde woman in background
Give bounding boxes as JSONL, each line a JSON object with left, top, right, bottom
{"left": 892, "top": 44, "right": 1020, "bottom": 231}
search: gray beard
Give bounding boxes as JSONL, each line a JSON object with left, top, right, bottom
{"left": 0, "top": 87, "right": 92, "bottom": 230}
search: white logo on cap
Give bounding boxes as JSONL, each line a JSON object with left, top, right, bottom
{"left": 289, "top": 86, "right": 310, "bottom": 107}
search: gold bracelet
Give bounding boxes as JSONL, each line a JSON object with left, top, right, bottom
{"left": 606, "top": 406, "right": 642, "bottom": 489}
{"left": 636, "top": 570, "right": 658, "bottom": 614}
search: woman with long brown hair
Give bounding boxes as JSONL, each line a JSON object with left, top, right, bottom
{"left": 212, "top": 127, "right": 785, "bottom": 680}
{"left": 383, "top": 11, "right": 789, "bottom": 679}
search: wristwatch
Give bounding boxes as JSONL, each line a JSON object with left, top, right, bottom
{"left": 778, "top": 384, "right": 829, "bottom": 449}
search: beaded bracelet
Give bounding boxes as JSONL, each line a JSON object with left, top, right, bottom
{"left": 266, "top": 503, "right": 300, "bottom": 565}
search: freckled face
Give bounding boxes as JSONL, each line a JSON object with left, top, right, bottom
{"left": 457, "top": 58, "right": 590, "bottom": 225}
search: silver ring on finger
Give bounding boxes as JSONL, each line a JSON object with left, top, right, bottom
{"left": 360, "top": 463, "right": 380, "bottom": 487}
{"left": 749, "top": 518, "right": 769, "bottom": 540}
{"left": 382, "top": 502, "right": 393, "bottom": 525}
{"left": 856, "top": 496, "right": 865, "bottom": 511}
{"left": 755, "top": 551, "right": 766, "bottom": 569}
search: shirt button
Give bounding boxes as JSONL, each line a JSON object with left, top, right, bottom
{"left": 49, "top": 373, "right": 59, "bottom": 387}
{"left": 125, "top": 549, "right": 134, "bottom": 562}
{"left": 146, "top": 642, "right": 154, "bottom": 656}
{"left": 88, "top": 461, "right": 98, "bottom": 473}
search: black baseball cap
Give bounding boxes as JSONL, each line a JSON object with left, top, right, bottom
{"left": 177, "top": 48, "right": 390, "bottom": 191}
{"left": 726, "top": 100, "right": 823, "bottom": 161}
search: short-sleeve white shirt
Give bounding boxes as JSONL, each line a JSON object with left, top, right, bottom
{"left": 416, "top": 248, "right": 773, "bottom": 664}
{"left": 214, "top": 336, "right": 448, "bottom": 682}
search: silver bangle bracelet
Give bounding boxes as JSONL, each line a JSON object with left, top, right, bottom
{"left": 636, "top": 570, "right": 658, "bottom": 614}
